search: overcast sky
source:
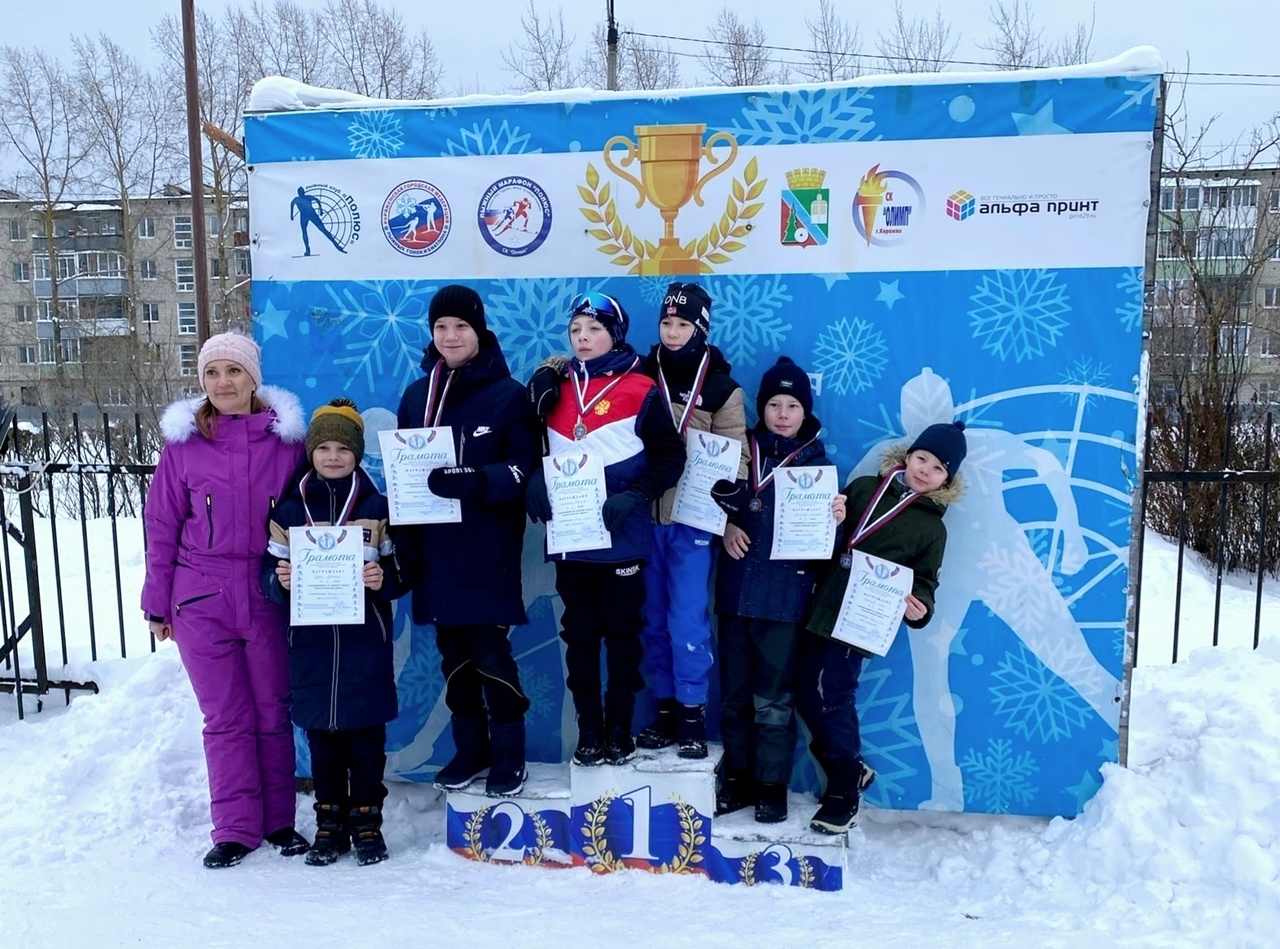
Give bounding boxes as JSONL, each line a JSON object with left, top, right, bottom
{"left": 4, "top": 0, "right": 1278, "bottom": 155}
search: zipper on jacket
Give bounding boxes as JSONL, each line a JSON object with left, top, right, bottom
{"left": 329, "top": 626, "right": 340, "bottom": 731}
{"left": 460, "top": 431, "right": 467, "bottom": 466}
{"left": 205, "top": 495, "right": 214, "bottom": 548}
{"left": 175, "top": 591, "right": 218, "bottom": 614}
{"left": 269, "top": 495, "right": 276, "bottom": 511}
{"left": 374, "top": 604, "right": 389, "bottom": 644}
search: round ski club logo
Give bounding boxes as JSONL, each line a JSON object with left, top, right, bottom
{"left": 478, "top": 176, "right": 552, "bottom": 257}
{"left": 852, "top": 164, "right": 926, "bottom": 247}
{"left": 382, "top": 180, "right": 451, "bottom": 257}
{"left": 289, "top": 184, "right": 360, "bottom": 258}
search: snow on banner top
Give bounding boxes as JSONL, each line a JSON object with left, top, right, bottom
{"left": 243, "top": 49, "right": 1162, "bottom": 165}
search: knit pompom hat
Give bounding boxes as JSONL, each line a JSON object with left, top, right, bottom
{"left": 307, "top": 397, "right": 365, "bottom": 463}
{"left": 198, "top": 331, "right": 262, "bottom": 387}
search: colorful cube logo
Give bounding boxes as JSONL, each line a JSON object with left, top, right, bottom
{"left": 947, "top": 189, "right": 976, "bottom": 221}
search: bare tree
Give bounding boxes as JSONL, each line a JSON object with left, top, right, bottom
{"left": 700, "top": 6, "right": 781, "bottom": 87}
{"left": 0, "top": 46, "right": 87, "bottom": 402}
{"left": 876, "top": 1, "right": 959, "bottom": 74}
{"left": 231, "top": 0, "right": 330, "bottom": 87}
{"left": 502, "top": 1, "right": 582, "bottom": 93}
{"left": 1147, "top": 75, "right": 1280, "bottom": 574}
{"left": 579, "top": 22, "right": 681, "bottom": 91}
{"left": 978, "top": 1, "right": 1095, "bottom": 69}
{"left": 800, "top": 0, "right": 863, "bottom": 82}
{"left": 317, "top": 0, "right": 443, "bottom": 99}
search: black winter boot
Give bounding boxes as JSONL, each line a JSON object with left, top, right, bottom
{"left": 203, "top": 841, "right": 253, "bottom": 869}
{"left": 714, "top": 772, "right": 754, "bottom": 817}
{"left": 754, "top": 782, "right": 789, "bottom": 824}
{"left": 265, "top": 826, "right": 310, "bottom": 857}
{"left": 485, "top": 720, "right": 528, "bottom": 797}
{"left": 572, "top": 695, "right": 606, "bottom": 766}
{"left": 604, "top": 691, "right": 636, "bottom": 765}
{"left": 349, "top": 805, "right": 389, "bottom": 866}
{"left": 433, "top": 716, "right": 490, "bottom": 791}
{"left": 635, "top": 698, "right": 678, "bottom": 749}
{"left": 809, "top": 758, "right": 877, "bottom": 835}
{"left": 675, "top": 704, "right": 708, "bottom": 759}
{"left": 305, "top": 802, "right": 351, "bottom": 866}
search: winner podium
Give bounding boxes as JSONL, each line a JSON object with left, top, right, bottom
{"left": 446, "top": 745, "right": 847, "bottom": 890}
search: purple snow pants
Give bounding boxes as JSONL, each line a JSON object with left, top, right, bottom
{"left": 172, "top": 559, "right": 295, "bottom": 848}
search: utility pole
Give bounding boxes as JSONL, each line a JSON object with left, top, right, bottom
{"left": 181, "top": 0, "right": 212, "bottom": 345}
{"left": 606, "top": 0, "right": 619, "bottom": 91}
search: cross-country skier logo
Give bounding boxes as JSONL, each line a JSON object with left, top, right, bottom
{"left": 382, "top": 180, "right": 451, "bottom": 257}
{"left": 478, "top": 176, "right": 552, "bottom": 257}
{"left": 290, "top": 185, "right": 359, "bottom": 257}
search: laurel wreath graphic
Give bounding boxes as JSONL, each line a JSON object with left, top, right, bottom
{"left": 461, "top": 805, "right": 552, "bottom": 865}
{"left": 578, "top": 160, "right": 766, "bottom": 275}
{"left": 737, "top": 849, "right": 817, "bottom": 887}
{"left": 797, "top": 855, "right": 816, "bottom": 888}
{"left": 580, "top": 792, "right": 706, "bottom": 874}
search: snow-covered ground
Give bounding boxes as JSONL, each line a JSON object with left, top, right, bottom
{"left": 2, "top": 526, "right": 1277, "bottom": 947}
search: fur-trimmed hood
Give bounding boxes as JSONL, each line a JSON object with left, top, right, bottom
{"left": 158, "top": 384, "right": 306, "bottom": 444}
{"left": 880, "top": 444, "right": 964, "bottom": 507}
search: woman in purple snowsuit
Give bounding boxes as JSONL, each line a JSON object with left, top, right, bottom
{"left": 141, "top": 332, "right": 309, "bottom": 869}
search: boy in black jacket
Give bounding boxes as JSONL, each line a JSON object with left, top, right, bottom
{"left": 261, "top": 398, "right": 405, "bottom": 867}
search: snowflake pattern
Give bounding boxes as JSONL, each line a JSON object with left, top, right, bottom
{"left": 723, "top": 87, "right": 879, "bottom": 145}
{"left": 812, "top": 316, "right": 888, "bottom": 396}
{"left": 856, "top": 666, "right": 922, "bottom": 806}
{"left": 347, "top": 111, "right": 405, "bottom": 160}
{"left": 975, "top": 540, "right": 1063, "bottom": 629}
{"left": 1058, "top": 356, "right": 1111, "bottom": 408}
{"left": 1025, "top": 528, "right": 1077, "bottom": 595}
{"left": 395, "top": 634, "right": 444, "bottom": 713}
{"left": 441, "top": 120, "right": 539, "bottom": 157}
{"left": 959, "top": 738, "right": 1038, "bottom": 813}
{"left": 325, "top": 280, "right": 434, "bottom": 393}
{"left": 988, "top": 642, "right": 1096, "bottom": 743}
{"left": 485, "top": 278, "right": 608, "bottom": 381}
{"left": 1106, "top": 76, "right": 1161, "bottom": 120}
{"left": 704, "top": 274, "right": 792, "bottom": 368}
{"left": 638, "top": 276, "right": 671, "bottom": 308}
{"left": 1115, "top": 267, "right": 1143, "bottom": 333}
{"left": 520, "top": 670, "right": 557, "bottom": 722}
{"left": 969, "top": 270, "right": 1071, "bottom": 362}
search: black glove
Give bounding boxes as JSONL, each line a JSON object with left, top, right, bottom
{"left": 601, "top": 489, "right": 646, "bottom": 533}
{"left": 710, "top": 478, "right": 750, "bottom": 518}
{"left": 427, "top": 466, "right": 488, "bottom": 501}
{"left": 526, "top": 467, "right": 552, "bottom": 523}
{"left": 528, "top": 364, "right": 562, "bottom": 420}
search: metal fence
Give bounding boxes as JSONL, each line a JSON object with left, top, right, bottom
{"left": 2, "top": 407, "right": 1276, "bottom": 719}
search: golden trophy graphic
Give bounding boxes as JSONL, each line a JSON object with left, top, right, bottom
{"left": 603, "top": 124, "right": 739, "bottom": 275}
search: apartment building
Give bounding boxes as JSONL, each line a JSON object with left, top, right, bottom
{"left": 0, "top": 189, "right": 250, "bottom": 415}
{"left": 1153, "top": 166, "right": 1280, "bottom": 408}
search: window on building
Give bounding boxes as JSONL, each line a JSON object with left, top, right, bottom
{"left": 1255, "top": 381, "right": 1278, "bottom": 404}
{"left": 15, "top": 303, "right": 33, "bottom": 323}
{"left": 1219, "top": 323, "right": 1250, "bottom": 356}
{"left": 1155, "top": 381, "right": 1179, "bottom": 404}
{"left": 178, "top": 302, "right": 197, "bottom": 335}
{"left": 1271, "top": 238, "right": 1280, "bottom": 261}
{"left": 103, "top": 385, "right": 127, "bottom": 406}
{"left": 210, "top": 256, "right": 224, "bottom": 278}
{"left": 9, "top": 218, "right": 28, "bottom": 241}
{"left": 37, "top": 299, "right": 78, "bottom": 322}
{"left": 139, "top": 258, "right": 157, "bottom": 280}
{"left": 11, "top": 260, "right": 30, "bottom": 282}
{"left": 207, "top": 213, "right": 222, "bottom": 237}
{"left": 99, "top": 217, "right": 119, "bottom": 236}
{"left": 234, "top": 248, "right": 251, "bottom": 276}
{"left": 179, "top": 343, "right": 197, "bottom": 376}
{"left": 1263, "top": 287, "right": 1280, "bottom": 309}
{"left": 173, "top": 215, "right": 192, "bottom": 249}
{"left": 1269, "top": 189, "right": 1280, "bottom": 213}
{"left": 79, "top": 252, "right": 124, "bottom": 277}
{"left": 175, "top": 258, "right": 194, "bottom": 292}
{"left": 35, "top": 255, "right": 77, "bottom": 280}
{"left": 138, "top": 216, "right": 155, "bottom": 239}
{"left": 19, "top": 346, "right": 36, "bottom": 365}
{"left": 1159, "top": 184, "right": 1200, "bottom": 212}
{"left": 1201, "top": 228, "right": 1254, "bottom": 258}
{"left": 1260, "top": 328, "right": 1278, "bottom": 357}
{"left": 141, "top": 302, "right": 160, "bottom": 324}
{"left": 38, "top": 339, "right": 56, "bottom": 364}
{"left": 1233, "top": 185, "right": 1258, "bottom": 208}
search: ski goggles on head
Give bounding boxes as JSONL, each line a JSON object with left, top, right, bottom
{"left": 569, "top": 291, "right": 628, "bottom": 338}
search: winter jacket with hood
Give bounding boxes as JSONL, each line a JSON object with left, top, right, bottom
{"left": 261, "top": 469, "right": 404, "bottom": 731}
{"left": 141, "top": 385, "right": 306, "bottom": 626}
{"left": 643, "top": 340, "right": 748, "bottom": 525}
{"left": 396, "top": 335, "right": 540, "bottom": 627}
{"left": 714, "top": 416, "right": 832, "bottom": 623}
{"left": 806, "top": 446, "right": 963, "bottom": 640}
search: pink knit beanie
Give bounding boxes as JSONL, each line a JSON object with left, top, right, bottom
{"left": 198, "top": 332, "right": 262, "bottom": 387}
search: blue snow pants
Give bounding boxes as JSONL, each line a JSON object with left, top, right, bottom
{"left": 640, "top": 521, "right": 715, "bottom": 706}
